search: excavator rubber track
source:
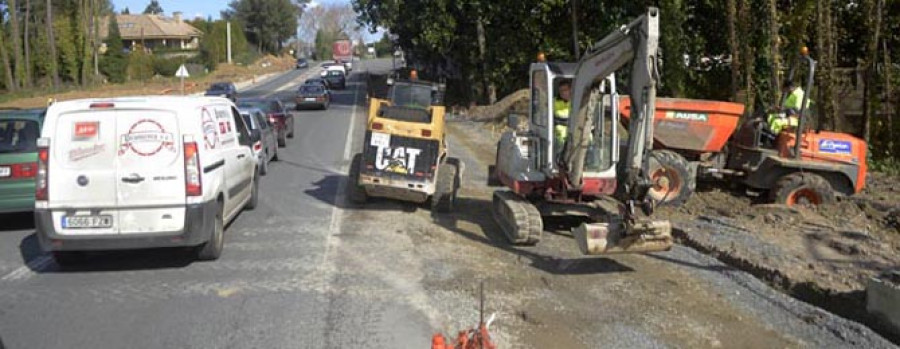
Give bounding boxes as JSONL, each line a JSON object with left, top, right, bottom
{"left": 492, "top": 191, "right": 542, "bottom": 245}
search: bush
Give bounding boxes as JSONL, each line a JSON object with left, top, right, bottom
{"left": 152, "top": 57, "right": 183, "bottom": 77}
{"left": 127, "top": 49, "right": 154, "bottom": 81}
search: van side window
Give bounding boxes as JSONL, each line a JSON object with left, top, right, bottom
{"left": 231, "top": 107, "right": 252, "bottom": 146}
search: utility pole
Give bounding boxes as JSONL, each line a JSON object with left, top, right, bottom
{"left": 227, "top": 21, "right": 233, "bottom": 64}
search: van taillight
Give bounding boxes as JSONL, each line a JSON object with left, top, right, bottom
{"left": 184, "top": 141, "right": 202, "bottom": 196}
{"left": 36, "top": 147, "right": 49, "bottom": 200}
{"left": 421, "top": 129, "right": 432, "bottom": 137}
{"left": 253, "top": 141, "right": 262, "bottom": 152}
{"left": 372, "top": 122, "right": 383, "bottom": 130}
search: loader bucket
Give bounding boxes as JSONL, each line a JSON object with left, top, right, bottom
{"left": 573, "top": 219, "right": 673, "bottom": 255}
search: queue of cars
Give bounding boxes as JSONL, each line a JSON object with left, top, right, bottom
{"left": 1, "top": 58, "right": 347, "bottom": 266}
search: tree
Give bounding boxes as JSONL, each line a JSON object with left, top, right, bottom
{"left": 143, "top": 0, "right": 163, "bottom": 15}
{"left": 46, "top": 0, "right": 60, "bottom": 88}
{"left": 224, "top": 0, "right": 299, "bottom": 54}
{"left": 100, "top": 13, "right": 126, "bottom": 83}
{"left": 9, "top": 0, "right": 25, "bottom": 89}
{"left": 121, "top": 6, "right": 129, "bottom": 14}
{"left": 0, "top": 24, "right": 16, "bottom": 91}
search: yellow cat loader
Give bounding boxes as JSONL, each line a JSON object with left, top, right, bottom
{"left": 349, "top": 72, "right": 461, "bottom": 212}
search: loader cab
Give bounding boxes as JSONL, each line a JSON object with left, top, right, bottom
{"left": 529, "top": 63, "right": 619, "bottom": 186}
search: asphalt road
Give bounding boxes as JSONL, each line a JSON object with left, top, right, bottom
{"left": 0, "top": 60, "right": 421, "bottom": 348}
{"left": 0, "top": 59, "right": 894, "bottom": 348}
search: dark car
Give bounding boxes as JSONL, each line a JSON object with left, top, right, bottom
{"left": 295, "top": 84, "right": 331, "bottom": 110}
{"left": 296, "top": 58, "right": 309, "bottom": 69}
{"left": 236, "top": 98, "right": 295, "bottom": 147}
{"left": 205, "top": 82, "right": 237, "bottom": 101}
{"left": 323, "top": 70, "right": 346, "bottom": 90}
{"left": 238, "top": 107, "right": 278, "bottom": 175}
{"left": 304, "top": 77, "right": 330, "bottom": 89}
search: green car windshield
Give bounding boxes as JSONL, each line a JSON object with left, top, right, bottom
{"left": 0, "top": 119, "right": 40, "bottom": 154}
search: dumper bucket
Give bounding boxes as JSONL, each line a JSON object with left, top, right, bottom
{"left": 619, "top": 97, "right": 745, "bottom": 153}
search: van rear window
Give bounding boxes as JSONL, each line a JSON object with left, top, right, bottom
{"left": 0, "top": 119, "right": 40, "bottom": 153}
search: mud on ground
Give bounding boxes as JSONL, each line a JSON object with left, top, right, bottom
{"left": 446, "top": 117, "right": 900, "bottom": 345}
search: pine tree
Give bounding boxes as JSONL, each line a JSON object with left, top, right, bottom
{"left": 100, "top": 14, "right": 127, "bottom": 83}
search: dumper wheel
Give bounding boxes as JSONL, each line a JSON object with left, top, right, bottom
{"left": 648, "top": 150, "right": 694, "bottom": 206}
{"left": 432, "top": 160, "right": 459, "bottom": 213}
{"left": 348, "top": 153, "right": 368, "bottom": 204}
{"left": 771, "top": 172, "right": 835, "bottom": 207}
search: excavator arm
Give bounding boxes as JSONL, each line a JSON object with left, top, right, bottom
{"left": 565, "top": 7, "right": 659, "bottom": 200}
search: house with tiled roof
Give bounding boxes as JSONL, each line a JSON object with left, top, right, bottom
{"left": 100, "top": 12, "right": 203, "bottom": 53}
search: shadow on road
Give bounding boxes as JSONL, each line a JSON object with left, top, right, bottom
{"left": 0, "top": 212, "right": 34, "bottom": 232}
{"left": 431, "top": 196, "right": 634, "bottom": 275}
{"left": 304, "top": 174, "right": 419, "bottom": 213}
{"left": 19, "top": 233, "right": 195, "bottom": 273}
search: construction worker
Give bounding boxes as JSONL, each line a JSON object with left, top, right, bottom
{"left": 767, "top": 80, "right": 811, "bottom": 135}
{"left": 554, "top": 81, "right": 572, "bottom": 149}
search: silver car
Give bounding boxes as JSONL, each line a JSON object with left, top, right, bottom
{"left": 239, "top": 108, "right": 278, "bottom": 175}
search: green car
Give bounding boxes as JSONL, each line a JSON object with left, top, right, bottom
{"left": 0, "top": 109, "right": 45, "bottom": 213}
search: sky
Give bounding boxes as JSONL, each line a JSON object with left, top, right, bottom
{"left": 112, "top": 0, "right": 347, "bottom": 21}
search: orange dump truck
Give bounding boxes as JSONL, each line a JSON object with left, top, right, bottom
{"left": 619, "top": 97, "right": 867, "bottom": 206}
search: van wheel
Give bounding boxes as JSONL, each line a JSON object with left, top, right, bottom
{"left": 771, "top": 172, "right": 835, "bottom": 207}
{"left": 647, "top": 150, "right": 694, "bottom": 206}
{"left": 246, "top": 175, "right": 259, "bottom": 210}
{"left": 432, "top": 160, "right": 459, "bottom": 213}
{"left": 196, "top": 203, "right": 224, "bottom": 261}
{"left": 348, "top": 153, "right": 368, "bottom": 204}
{"left": 52, "top": 251, "right": 85, "bottom": 267}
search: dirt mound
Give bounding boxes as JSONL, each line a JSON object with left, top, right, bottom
{"left": 658, "top": 170, "right": 900, "bottom": 298}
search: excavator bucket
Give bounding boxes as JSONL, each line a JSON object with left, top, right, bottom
{"left": 573, "top": 219, "right": 673, "bottom": 255}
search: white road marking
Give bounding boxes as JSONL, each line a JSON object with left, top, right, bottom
{"left": 324, "top": 64, "right": 365, "bottom": 263}
{"left": 0, "top": 256, "right": 52, "bottom": 282}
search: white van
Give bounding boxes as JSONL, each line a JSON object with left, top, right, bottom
{"left": 34, "top": 96, "right": 259, "bottom": 264}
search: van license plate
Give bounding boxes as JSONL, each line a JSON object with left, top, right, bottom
{"left": 305, "top": 98, "right": 316, "bottom": 102}
{"left": 63, "top": 215, "right": 113, "bottom": 229}
{"left": 0, "top": 166, "right": 9, "bottom": 178}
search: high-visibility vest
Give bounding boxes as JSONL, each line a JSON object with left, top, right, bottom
{"left": 767, "top": 112, "right": 799, "bottom": 134}
{"left": 784, "top": 87, "right": 812, "bottom": 111}
{"left": 554, "top": 99, "right": 570, "bottom": 146}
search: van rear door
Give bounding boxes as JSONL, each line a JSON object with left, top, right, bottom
{"left": 115, "top": 109, "right": 185, "bottom": 234}
{"left": 50, "top": 109, "right": 119, "bottom": 235}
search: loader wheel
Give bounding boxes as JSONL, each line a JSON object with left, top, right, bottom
{"left": 647, "top": 150, "right": 694, "bottom": 206}
{"left": 348, "top": 153, "right": 368, "bottom": 204}
{"left": 432, "top": 160, "right": 459, "bottom": 213}
{"left": 771, "top": 172, "right": 835, "bottom": 207}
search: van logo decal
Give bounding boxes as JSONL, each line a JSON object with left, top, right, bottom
{"left": 69, "top": 144, "right": 106, "bottom": 161}
{"left": 73, "top": 121, "right": 100, "bottom": 140}
{"left": 119, "top": 119, "right": 176, "bottom": 156}
{"left": 201, "top": 108, "right": 218, "bottom": 149}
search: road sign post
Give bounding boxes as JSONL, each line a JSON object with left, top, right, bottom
{"left": 175, "top": 64, "right": 190, "bottom": 95}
